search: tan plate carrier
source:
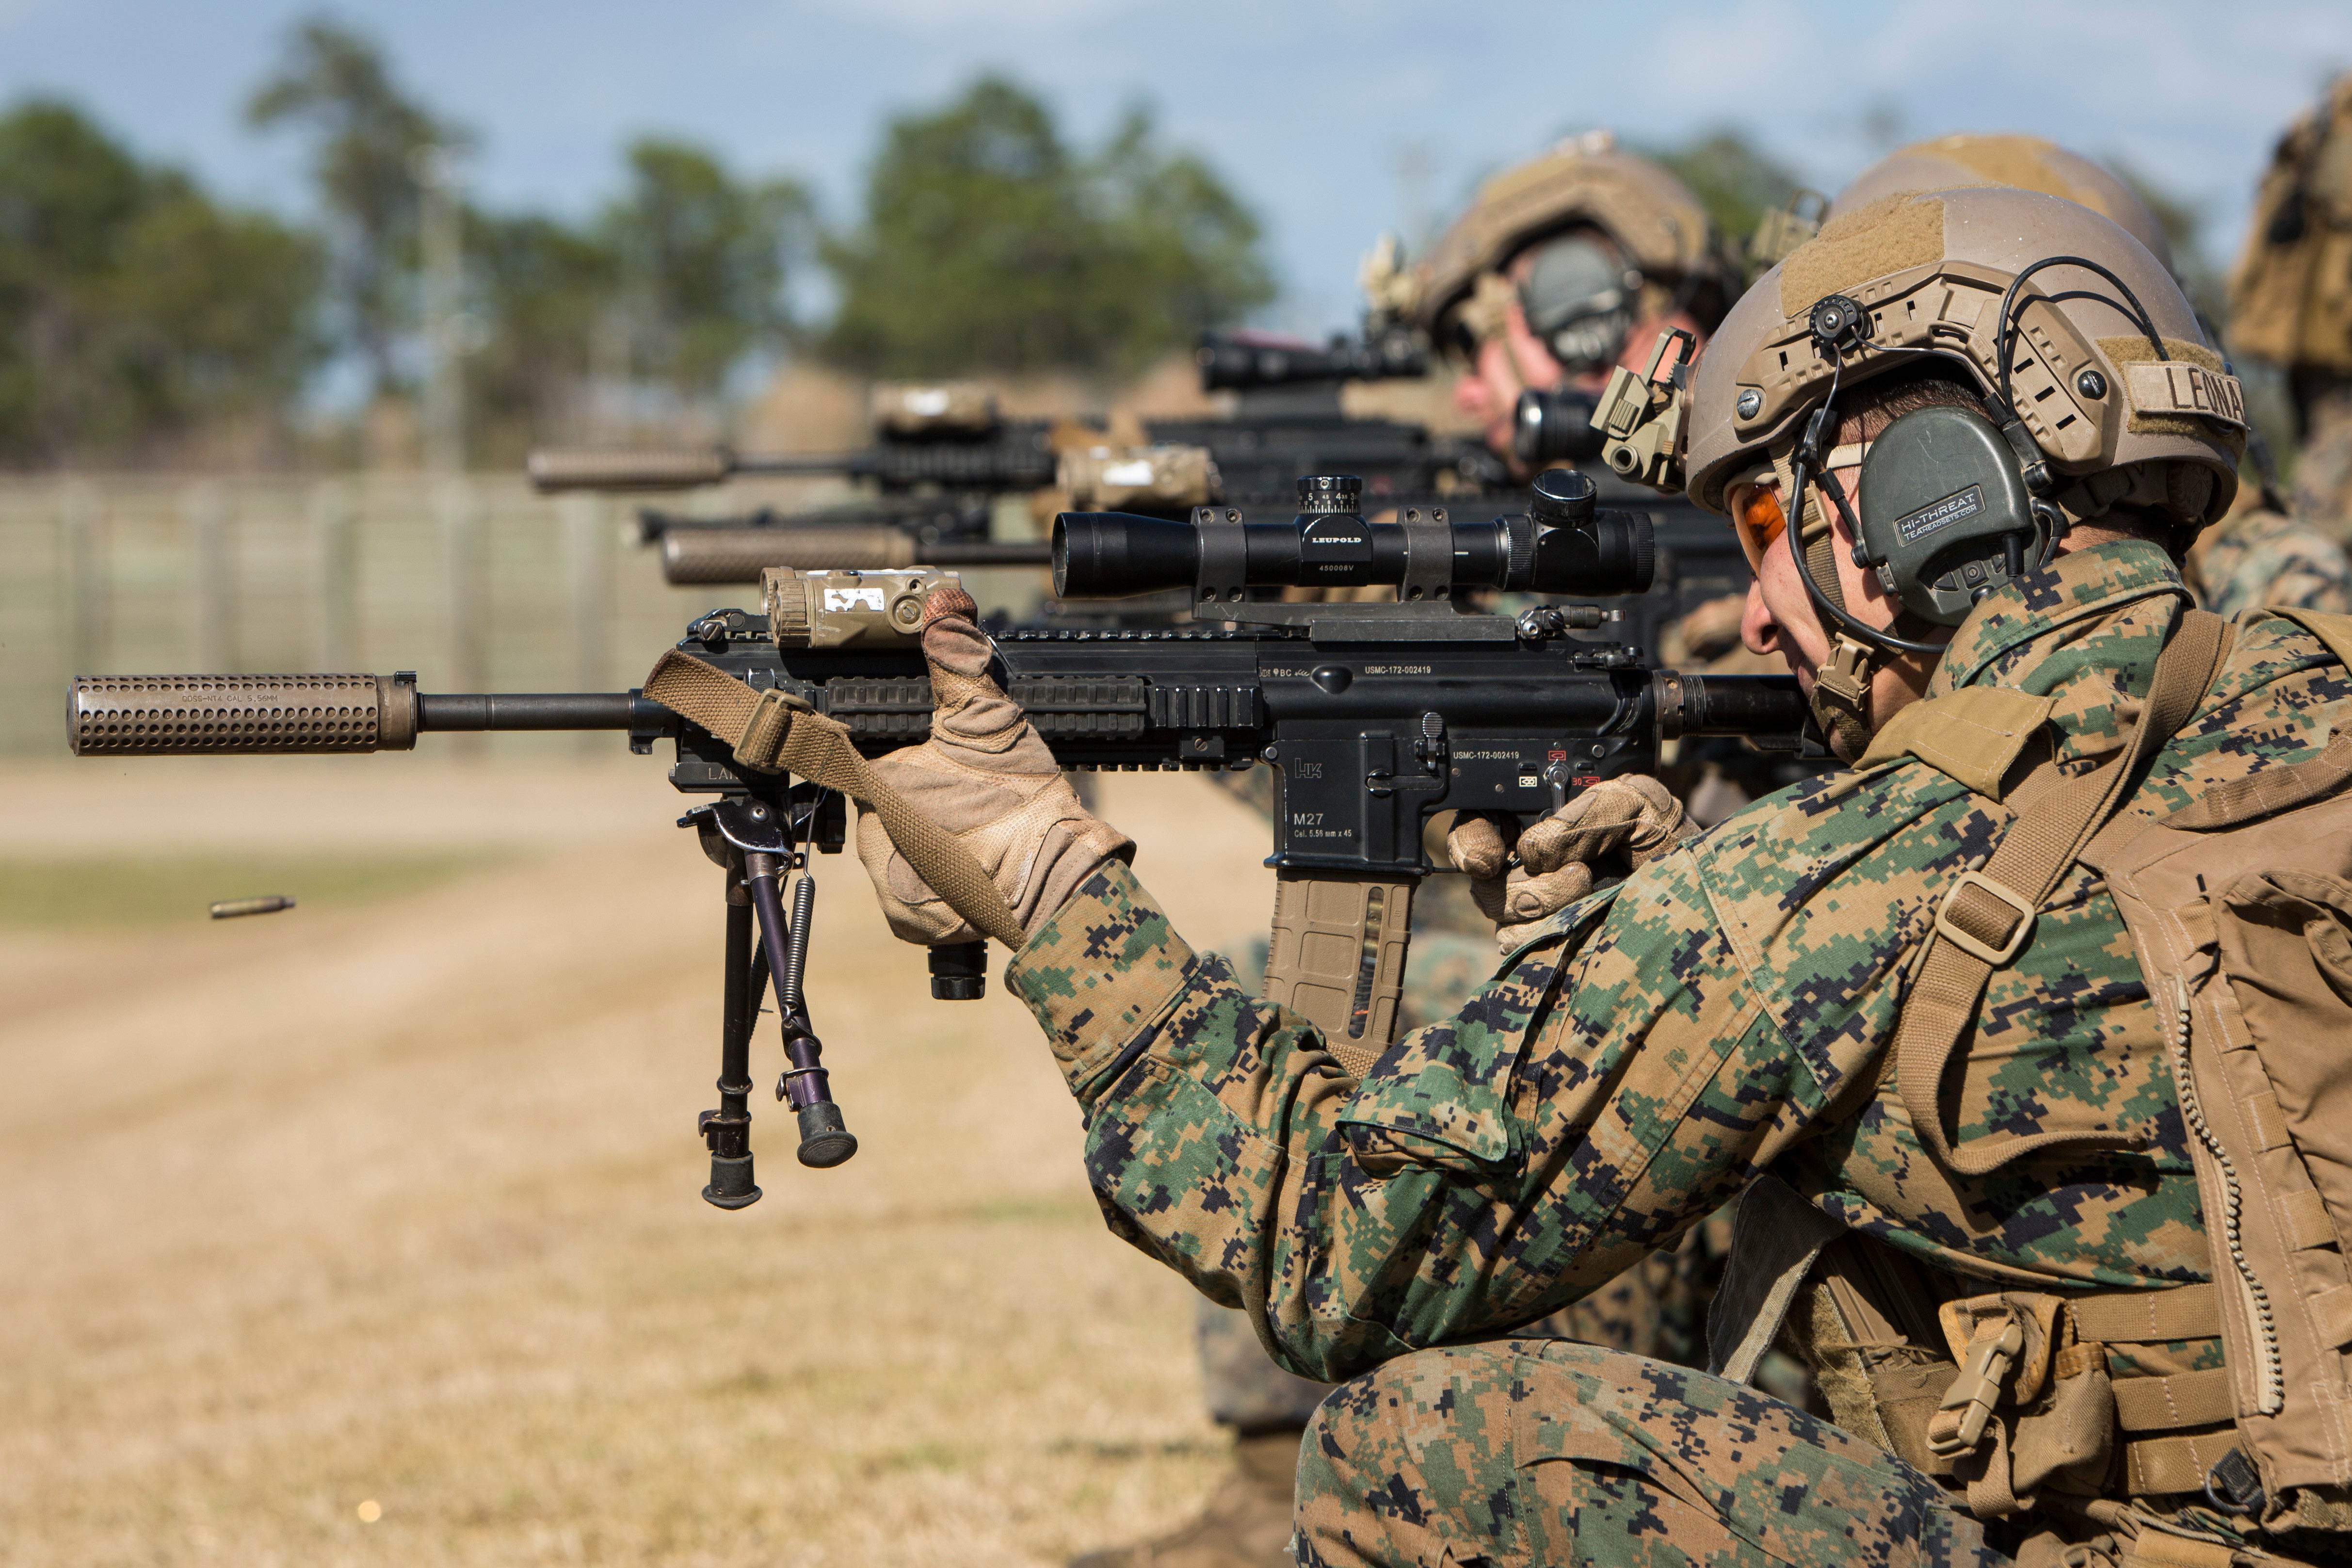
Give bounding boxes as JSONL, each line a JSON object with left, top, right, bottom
{"left": 1720, "top": 607, "right": 2352, "bottom": 1547}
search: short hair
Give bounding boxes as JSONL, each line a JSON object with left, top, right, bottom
{"left": 1832, "top": 362, "right": 1984, "bottom": 447}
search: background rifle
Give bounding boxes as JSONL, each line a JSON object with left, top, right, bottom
{"left": 66, "top": 473, "right": 1805, "bottom": 1208}
{"left": 532, "top": 329, "right": 1514, "bottom": 573}
{"left": 637, "top": 497, "right": 1051, "bottom": 583}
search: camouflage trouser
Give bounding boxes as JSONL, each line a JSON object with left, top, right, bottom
{"left": 1199, "top": 1239, "right": 1712, "bottom": 1434}
{"left": 1294, "top": 1340, "right": 2002, "bottom": 1567}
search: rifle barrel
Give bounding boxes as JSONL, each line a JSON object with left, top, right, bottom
{"left": 417, "top": 693, "right": 647, "bottom": 731}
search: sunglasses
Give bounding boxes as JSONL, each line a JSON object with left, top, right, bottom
{"left": 1724, "top": 449, "right": 1866, "bottom": 572}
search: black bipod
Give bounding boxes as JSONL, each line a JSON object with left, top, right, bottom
{"left": 682, "top": 793, "right": 858, "bottom": 1212}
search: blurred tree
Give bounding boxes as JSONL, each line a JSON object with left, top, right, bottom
{"left": 0, "top": 98, "right": 322, "bottom": 463}
{"left": 1641, "top": 129, "right": 1806, "bottom": 251}
{"left": 0, "top": 98, "right": 148, "bottom": 455}
{"left": 2110, "top": 159, "right": 2222, "bottom": 315}
{"left": 110, "top": 173, "right": 326, "bottom": 428}
{"left": 246, "top": 15, "right": 461, "bottom": 396}
{"left": 1083, "top": 108, "right": 1273, "bottom": 375}
{"left": 466, "top": 211, "right": 617, "bottom": 454}
{"left": 821, "top": 76, "right": 1272, "bottom": 378}
{"left": 601, "top": 137, "right": 810, "bottom": 401}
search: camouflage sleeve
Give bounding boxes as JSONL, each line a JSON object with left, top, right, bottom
{"left": 1007, "top": 853, "right": 1816, "bottom": 1384}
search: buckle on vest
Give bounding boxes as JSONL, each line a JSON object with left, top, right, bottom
{"left": 1928, "top": 1319, "right": 2025, "bottom": 1457}
{"left": 2204, "top": 1447, "right": 2266, "bottom": 1518}
{"left": 1935, "top": 871, "right": 2037, "bottom": 966}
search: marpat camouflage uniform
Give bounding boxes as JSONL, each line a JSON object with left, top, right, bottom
{"left": 1189, "top": 804, "right": 1724, "bottom": 1441}
{"left": 1006, "top": 540, "right": 2352, "bottom": 1563}
{"left": 2190, "top": 495, "right": 2352, "bottom": 620}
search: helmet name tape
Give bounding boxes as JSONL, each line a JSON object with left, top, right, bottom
{"left": 2124, "top": 362, "right": 2247, "bottom": 429}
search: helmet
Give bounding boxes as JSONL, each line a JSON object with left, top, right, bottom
{"left": 1687, "top": 186, "right": 2242, "bottom": 527}
{"left": 1829, "top": 134, "right": 2176, "bottom": 274}
{"left": 1682, "top": 186, "right": 2246, "bottom": 756}
{"left": 1415, "top": 133, "right": 1730, "bottom": 368}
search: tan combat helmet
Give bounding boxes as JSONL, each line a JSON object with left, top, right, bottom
{"left": 1830, "top": 134, "right": 2176, "bottom": 274}
{"left": 1415, "top": 132, "right": 1731, "bottom": 371}
{"left": 1682, "top": 187, "right": 2246, "bottom": 753}
{"left": 1687, "top": 186, "right": 2243, "bottom": 525}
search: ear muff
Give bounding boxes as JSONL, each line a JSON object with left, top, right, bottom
{"left": 1854, "top": 404, "right": 2054, "bottom": 627}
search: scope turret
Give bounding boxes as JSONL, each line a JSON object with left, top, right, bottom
{"left": 1053, "top": 469, "right": 1653, "bottom": 602}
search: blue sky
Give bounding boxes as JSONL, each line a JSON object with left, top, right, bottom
{"left": 2, "top": 0, "right": 2346, "bottom": 334}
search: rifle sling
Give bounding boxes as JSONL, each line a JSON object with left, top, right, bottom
{"left": 1896, "top": 608, "right": 2229, "bottom": 1177}
{"left": 643, "top": 648, "right": 1025, "bottom": 948}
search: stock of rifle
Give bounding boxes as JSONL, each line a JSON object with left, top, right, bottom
{"left": 67, "top": 470, "right": 1808, "bottom": 1208}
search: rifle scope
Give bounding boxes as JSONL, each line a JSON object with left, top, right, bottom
{"left": 1511, "top": 387, "right": 1606, "bottom": 468}
{"left": 1053, "top": 469, "right": 1653, "bottom": 601}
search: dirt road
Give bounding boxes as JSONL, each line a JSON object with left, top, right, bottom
{"left": 0, "top": 758, "right": 1278, "bottom": 1566}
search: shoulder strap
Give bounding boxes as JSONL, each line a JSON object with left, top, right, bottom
{"left": 2268, "top": 606, "right": 2352, "bottom": 674}
{"left": 642, "top": 648, "right": 1027, "bottom": 947}
{"left": 1895, "top": 609, "right": 2231, "bottom": 1178}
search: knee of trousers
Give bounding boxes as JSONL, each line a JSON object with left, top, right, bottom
{"left": 1293, "top": 1341, "right": 1554, "bottom": 1566}
{"left": 1295, "top": 1340, "right": 1995, "bottom": 1568}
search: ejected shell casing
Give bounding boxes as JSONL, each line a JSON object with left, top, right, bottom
{"left": 209, "top": 895, "right": 296, "bottom": 920}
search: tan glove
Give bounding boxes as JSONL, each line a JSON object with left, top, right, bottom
{"left": 1445, "top": 776, "right": 1692, "bottom": 952}
{"left": 855, "top": 587, "right": 1131, "bottom": 945}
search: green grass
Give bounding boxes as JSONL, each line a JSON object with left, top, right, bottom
{"left": 0, "top": 852, "right": 505, "bottom": 930}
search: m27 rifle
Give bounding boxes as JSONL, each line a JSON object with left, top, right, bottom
{"left": 67, "top": 473, "right": 1804, "bottom": 1207}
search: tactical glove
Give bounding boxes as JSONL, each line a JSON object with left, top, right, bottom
{"left": 855, "top": 586, "right": 1132, "bottom": 945}
{"left": 1445, "top": 775, "right": 1692, "bottom": 952}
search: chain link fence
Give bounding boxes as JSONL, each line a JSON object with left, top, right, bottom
{"left": 0, "top": 474, "right": 1050, "bottom": 757}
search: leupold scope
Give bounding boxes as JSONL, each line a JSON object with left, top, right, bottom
{"left": 1053, "top": 469, "right": 1654, "bottom": 602}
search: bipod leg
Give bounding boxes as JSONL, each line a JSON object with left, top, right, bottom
{"left": 745, "top": 847, "right": 857, "bottom": 1169}
{"left": 698, "top": 865, "right": 763, "bottom": 1210}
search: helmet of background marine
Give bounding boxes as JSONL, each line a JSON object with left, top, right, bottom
{"left": 1829, "top": 133, "right": 2177, "bottom": 274}
{"left": 1415, "top": 136, "right": 1731, "bottom": 375}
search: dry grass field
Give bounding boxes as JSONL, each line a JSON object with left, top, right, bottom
{"left": 0, "top": 756, "right": 1280, "bottom": 1567}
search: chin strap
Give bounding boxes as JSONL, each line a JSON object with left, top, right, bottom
{"left": 1812, "top": 633, "right": 1878, "bottom": 759}
{"left": 1790, "top": 465, "right": 1880, "bottom": 757}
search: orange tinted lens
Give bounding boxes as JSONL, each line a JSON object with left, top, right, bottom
{"left": 1735, "top": 485, "right": 1787, "bottom": 566}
